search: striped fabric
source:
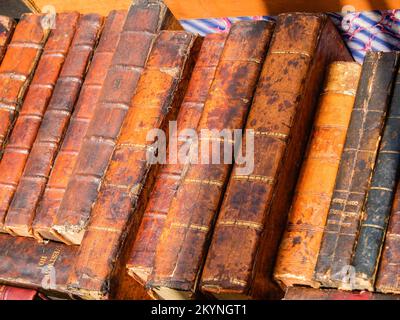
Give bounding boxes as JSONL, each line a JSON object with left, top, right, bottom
{"left": 180, "top": 10, "right": 400, "bottom": 63}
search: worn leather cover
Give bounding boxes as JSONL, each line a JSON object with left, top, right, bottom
{"left": 314, "top": 52, "right": 400, "bottom": 289}
{"left": 149, "top": 21, "right": 275, "bottom": 299}
{"left": 126, "top": 32, "right": 226, "bottom": 286}
{"left": 273, "top": 62, "right": 361, "bottom": 288}
{"left": 53, "top": 0, "right": 179, "bottom": 245}
{"left": 0, "top": 285, "right": 38, "bottom": 300}
{"left": 32, "top": 11, "right": 127, "bottom": 242}
{"left": 0, "top": 13, "right": 79, "bottom": 233}
{"left": 283, "top": 286, "right": 400, "bottom": 300}
{"left": 0, "top": 13, "right": 49, "bottom": 155}
{"left": 200, "top": 14, "right": 352, "bottom": 300}
{"left": 352, "top": 65, "right": 400, "bottom": 291}
{"left": 0, "top": 234, "right": 78, "bottom": 296}
{"left": 67, "top": 30, "right": 199, "bottom": 300}
{"left": 3, "top": 14, "right": 103, "bottom": 237}
{"left": 0, "top": 16, "right": 15, "bottom": 62}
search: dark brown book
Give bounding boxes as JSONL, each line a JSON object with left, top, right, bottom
{"left": 0, "top": 16, "right": 15, "bottom": 62}
{"left": 3, "top": 14, "right": 104, "bottom": 237}
{"left": 32, "top": 10, "right": 127, "bottom": 242}
{"left": 149, "top": 20, "right": 275, "bottom": 300}
{"left": 314, "top": 52, "right": 400, "bottom": 290}
{"left": 200, "top": 13, "right": 352, "bottom": 300}
{"left": 0, "top": 13, "right": 79, "bottom": 233}
{"left": 53, "top": 0, "right": 181, "bottom": 245}
{"left": 67, "top": 30, "right": 200, "bottom": 300}
{"left": 126, "top": 32, "right": 227, "bottom": 286}
{"left": 0, "top": 13, "right": 49, "bottom": 155}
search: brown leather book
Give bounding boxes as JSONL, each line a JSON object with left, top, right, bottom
{"left": 0, "top": 13, "right": 49, "bottom": 155}
{"left": 67, "top": 30, "right": 200, "bottom": 300}
{"left": 284, "top": 286, "right": 400, "bottom": 300}
{"left": 126, "top": 32, "right": 227, "bottom": 286}
{"left": 32, "top": 11, "right": 127, "bottom": 242}
{"left": 0, "top": 16, "right": 15, "bottom": 62}
{"left": 200, "top": 14, "right": 352, "bottom": 300}
{"left": 0, "top": 233, "right": 78, "bottom": 297}
{"left": 314, "top": 52, "right": 400, "bottom": 289}
{"left": 0, "top": 285, "right": 39, "bottom": 300}
{"left": 0, "top": 13, "right": 79, "bottom": 233}
{"left": 3, "top": 14, "right": 104, "bottom": 237}
{"left": 149, "top": 20, "right": 275, "bottom": 300}
{"left": 53, "top": 0, "right": 180, "bottom": 245}
{"left": 273, "top": 62, "right": 361, "bottom": 288}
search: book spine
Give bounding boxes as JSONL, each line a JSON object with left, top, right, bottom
{"left": 201, "top": 14, "right": 352, "bottom": 299}
{"left": 314, "top": 51, "right": 400, "bottom": 289}
{"left": 3, "top": 14, "right": 103, "bottom": 237}
{"left": 0, "top": 233, "right": 77, "bottom": 294}
{"left": 149, "top": 21, "right": 274, "bottom": 297}
{"left": 53, "top": 1, "right": 178, "bottom": 245}
{"left": 126, "top": 32, "right": 227, "bottom": 285}
{"left": 67, "top": 30, "right": 199, "bottom": 300}
{"left": 273, "top": 62, "right": 361, "bottom": 288}
{"left": 32, "top": 11, "right": 127, "bottom": 242}
{"left": 0, "top": 14, "right": 49, "bottom": 154}
{"left": 0, "top": 16, "right": 15, "bottom": 62}
{"left": 0, "top": 285, "right": 37, "bottom": 300}
{"left": 351, "top": 65, "right": 400, "bottom": 291}
{"left": 0, "top": 13, "right": 79, "bottom": 233}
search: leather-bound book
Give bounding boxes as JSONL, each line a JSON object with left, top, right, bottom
{"left": 200, "top": 14, "right": 352, "bottom": 300}
{"left": 0, "top": 16, "right": 15, "bottom": 62}
{"left": 314, "top": 52, "right": 400, "bottom": 289}
{"left": 283, "top": 286, "right": 400, "bottom": 300}
{"left": 53, "top": 0, "right": 180, "bottom": 245}
{"left": 149, "top": 20, "right": 275, "bottom": 300}
{"left": 273, "top": 62, "right": 361, "bottom": 288}
{"left": 0, "top": 285, "right": 39, "bottom": 300}
{"left": 3, "top": 14, "right": 104, "bottom": 237}
{"left": 0, "top": 13, "right": 49, "bottom": 155}
{"left": 0, "top": 234, "right": 78, "bottom": 297}
{"left": 32, "top": 11, "right": 127, "bottom": 242}
{"left": 352, "top": 65, "right": 400, "bottom": 291}
{"left": 126, "top": 32, "right": 227, "bottom": 286}
{"left": 67, "top": 30, "right": 200, "bottom": 300}
{"left": 0, "top": 13, "right": 79, "bottom": 233}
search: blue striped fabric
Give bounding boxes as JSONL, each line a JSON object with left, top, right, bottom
{"left": 180, "top": 10, "right": 400, "bottom": 63}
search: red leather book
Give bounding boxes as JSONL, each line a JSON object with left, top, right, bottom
{"left": 0, "top": 285, "right": 38, "bottom": 300}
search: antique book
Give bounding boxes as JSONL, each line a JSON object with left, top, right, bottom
{"left": 53, "top": 0, "right": 180, "bottom": 245}
{"left": 200, "top": 13, "right": 352, "bottom": 300}
{"left": 0, "top": 13, "right": 79, "bottom": 233}
{"left": 3, "top": 14, "right": 103, "bottom": 237}
{"left": 32, "top": 11, "right": 127, "bottom": 242}
{"left": 351, "top": 65, "right": 400, "bottom": 291}
{"left": 0, "top": 16, "right": 15, "bottom": 62}
{"left": 314, "top": 52, "right": 400, "bottom": 289}
{"left": 0, "top": 233, "right": 78, "bottom": 297}
{"left": 0, "top": 285, "right": 39, "bottom": 300}
{"left": 149, "top": 20, "right": 275, "bottom": 300}
{"left": 67, "top": 30, "right": 200, "bottom": 300}
{"left": 0, "top": 13, "right": 49, "bottom": 155}
{"left": 283, "top": 286, "right": 400, "bottom": 300}
{"left": 126, "top": 32, "right": 227, "bottom": 286}
{"left": 273, "top": 62, "right": 361, "bottom": 288}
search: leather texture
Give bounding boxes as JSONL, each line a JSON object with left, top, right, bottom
{"left": 0, "top": 285, "right": 38, "bottom": 300}
{"left": 126, "top": 32, "right": 227, "bottom": 286}
{"left": 149, "top": 21, "right": 275, "bottom": 298}
{"left": 314, "top": 52, "right": 400, "bottom": 289}
{"left": 3, "top": 14, "right": 104, "bottom": 237}
{"left": 274, "top": 62, "right": 361, "bottom": 288}
{"left": 32, "top": 11, "right": 127, "bottom": 242}
{"left": 200, "top": 14, "right": 352, "bottom": 300}
{"left": 0, "top": 16, "right": 15, "bottom": 63}
{"left": 0, "top": 13, "right": 79, "bottom": 233}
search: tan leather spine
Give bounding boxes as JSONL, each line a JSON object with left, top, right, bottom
{"left": 0, "top": 16, "right": 15, "bottom": 63}
{"left": 273, "top": 62, "right": 361, "bottom": 288}
{"left": 126, "top": 32, "right": 227, "bottom": 286}
{"left": 32, "top": 11, "right": 127, "bottom": 242}
{"left": 3, "top": 14, "right": 104, "bottom": 237}
{"left": 0, "top": 13, "right": 79, "bottom": 233}
{"left": 0, "top": 13, "right": 49, "bottom": 155}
